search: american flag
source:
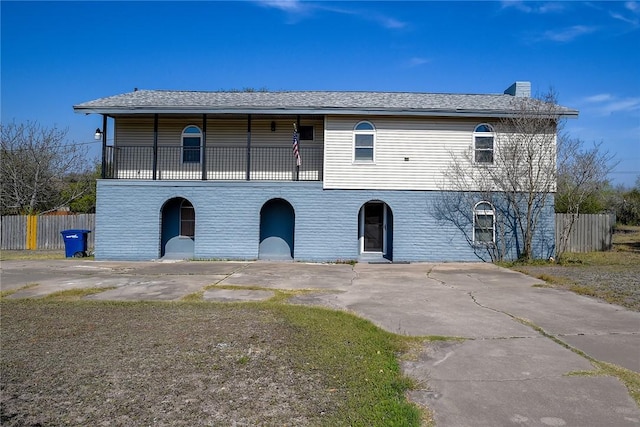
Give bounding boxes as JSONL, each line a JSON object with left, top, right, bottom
{"left": 292, "top": 130, "right": 301, "bottom": 166}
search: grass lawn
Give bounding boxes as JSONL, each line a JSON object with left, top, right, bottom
{"left": 0, "top": 299, "right": 424, "bottom": 426}
{"left": 0, "top": 250, "right": 67, "bottom": 261}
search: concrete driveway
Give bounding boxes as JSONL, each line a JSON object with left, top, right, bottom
{"left": 2, "top": 259, "right": 639, "bottom": 426}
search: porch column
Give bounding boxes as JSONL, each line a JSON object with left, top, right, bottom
{"left": 152, "top": 114, "right": 158, "bottom": 180}
{"left": 101, "top": 114, "right": 107, "bottom": 179}
{"left": 201, "top": 114, "right": 207, "bottom": 180}
{"left": 246, "top": 114, "right": 252, "bottom": 181}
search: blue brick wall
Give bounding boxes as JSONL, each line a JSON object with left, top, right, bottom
{"left": 95, "top": 180, "right": 555, "bottom": 262}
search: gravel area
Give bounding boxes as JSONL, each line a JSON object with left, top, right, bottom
{"left": 518, "top": 264, "right": 640, "bottom": 311}
{"left": 515, "top": 227, "right": 640, "bottom": 311}
{"left": 1, "top": 302, "right": 337, "bottom": 426}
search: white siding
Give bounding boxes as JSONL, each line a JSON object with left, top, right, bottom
{"left": 324, "top": 116, "right": 480, "bottom": 190}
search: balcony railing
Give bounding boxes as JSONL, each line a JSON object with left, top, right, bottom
{"left": 104, "top": 145, "right": 323, "bottom": 181}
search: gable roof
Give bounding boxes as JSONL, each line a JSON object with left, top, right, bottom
{"left": 73, "top": 89, "right": 579, "bottom": 118}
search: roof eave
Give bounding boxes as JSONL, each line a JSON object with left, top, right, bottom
{"left": 73, "top": 105, "right": 580, "bottom": 118}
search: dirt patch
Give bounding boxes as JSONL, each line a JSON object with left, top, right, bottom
{"left": 0, "top": 301, "right": 337, "bottom": 426}
{"left": 517, "top": 264, "right": 640, "bottom": 310}
{"left": 516, "top": 226, "right": 640, "bottom": 311}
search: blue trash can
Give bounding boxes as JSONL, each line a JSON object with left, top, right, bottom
{"left": 60, "top": 229, "right": 91, "bottom": 258}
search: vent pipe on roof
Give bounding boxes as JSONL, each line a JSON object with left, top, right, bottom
{"left": 504, "top": 81, "right": 531, "bottom": 97}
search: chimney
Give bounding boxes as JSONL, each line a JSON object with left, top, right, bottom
{"left": 504, "top": 81, "right": 531, "bottom": 97}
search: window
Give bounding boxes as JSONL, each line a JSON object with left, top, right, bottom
{"left": 354, "top": 121, "right": 375, "bottom": 162}
{"left": 299, "top": 125, "right": 314, "bottom": 141}
{"left": 180, "top": 200, "right": 195, "bottom": 239}
{"left": 474, "top": 124, "right": 494, "bottom": 164}
{"left": 182, "top": 125, "right": 202, "bottom": 163}
{"left": 473, "top": 202, "right": 495, "bottom": 244}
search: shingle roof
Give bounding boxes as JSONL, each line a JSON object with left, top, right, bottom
{"left": 73, "top": 89, "right": 579, "bottom": 118}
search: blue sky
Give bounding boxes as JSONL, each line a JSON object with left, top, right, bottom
{"left": 2, "top": 1, "right": 639, "bottom": 186}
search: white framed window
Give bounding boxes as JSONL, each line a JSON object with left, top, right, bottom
{"left": 182, "top": 125, "right": 202, "bottom": 163}
{"left": 473, "top": 124, "right": 494, "bottom": 164}
{"left": 473, "top": 201, "right": 495, "bottom": 244}
{"left": 353, "top": 121, "right": 375, "bottom": 163}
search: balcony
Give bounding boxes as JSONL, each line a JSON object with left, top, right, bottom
{"left": 104, "top": 145, "right": 323, "bottom": 181}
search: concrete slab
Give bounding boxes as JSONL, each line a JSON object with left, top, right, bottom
{"left": 0, "top": 260, "right": 248, "bottom": 291}
{"left": 405, "top": 338, "right": 594, "bottom": 382}
{"left": 341, "top": 288, "right": 536, "bottom": 338}
{"left": 410, "top": 376, "right": 640, "bottom": 427}
{"left": 335, "top": 263, "right": 536, "bottom": 338}
{"left": 6, "top": 274, "right": 227, "bottom": 300}
{"left": 1, "top": 260, "right": 109, "bottom": 290}
{"left": 220, "top": 262, "right": 355, "bottom": 290}
{"left": 562, "top": 333, "right": 640, "bottom": 372}
{"left": 474, "top": 285, "right": 640, "bottom": 335}
{"left": 203, "top": 288, "right": 275, "bottom": 302}
{"left": 94, "top": 261, "right": 250, "bottom": 276}
{"left": 84, "top": 276, "right": 212, "bottom": 301}
{"left": 405, "top": 339, "right": 639, "bottom": 427}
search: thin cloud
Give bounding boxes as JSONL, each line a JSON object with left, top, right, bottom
{"left": 610, "top": 11, "right": 640, "bottom": 27}
{"left": 320, "top": 6, "right": 409, "bottom": 30}
{"left": 256, "top": 0, "right": 305, "bottom": 13}
{"left": 585, "top": 94, "right": 613, "bottom": 103}
{"left": 582, "top": 93, "right": 640, "bottom": 115}
{"left": 501, "top": 1, "right": 533, "bottom": 13}
{"left": 374, "top": 15, "right": 407, "bottom": 30}
{"left": 254, "top": 1, "right": 408, "bottom": 30}
{"left": 538, "top": 3, "right": 565, "bottom": 13}
{"left": 539, "top": 25, "right": 596, "bottom": 42}
{"left": 600, "top": 98, "right": 640, "bottom": 115}
{"left": 626, "top": 1, "right": 640, "bottom": 13}
{"left": 407, "top": 57, "right": 430, "bottom": 67}
{"left": 501, "top": 1, "right": 565, "bottom": 14}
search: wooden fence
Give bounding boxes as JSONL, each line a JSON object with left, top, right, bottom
{"left": 555, "top": 213, "right": 615, "bottom": 253}
{"left": 1, "top": 214, "right": 95, "bottom": 250}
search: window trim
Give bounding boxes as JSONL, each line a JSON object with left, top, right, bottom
{"left": 473, "top": 201, "right": 495, "bottom": 245}
{"left": 353, "top": 120, "right": 376, "bottom": 163}
{"left": 473, "top": 123, "right": 495, "bottom": 165}
{"left": 182, "top": 125, "right": 202, "bottom": 164}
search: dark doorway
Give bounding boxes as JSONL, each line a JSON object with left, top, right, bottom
{"left": 160, "top": 197, "right": 195, "bottom": 258}
{"left": 259, "top": 198, "right": 295, "bottom": 260}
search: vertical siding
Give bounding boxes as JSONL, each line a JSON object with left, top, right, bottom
{"left": 556, "top": 213, "right": 615, "bottom": 252}
{"left": 1, "top": 214, "right": 95, "bottom": 250}
{"left": 36, "top": 214, "right": 96, "bottom": 250}
{"left": 1, "top": 215, "right": 27, "bottom": 249}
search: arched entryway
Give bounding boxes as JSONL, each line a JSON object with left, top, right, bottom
{"left": 259, "top": 198, "right": 295, "bottom": 260}
{"left": 160, "top": 197, "right": 195, "bottom": 259}
{"left": 358, "top": 201, "right": 393, "bottom": 261}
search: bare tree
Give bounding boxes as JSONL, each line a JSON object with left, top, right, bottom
{"left": 0, "top": 121, "right": 92, "bottom": 215}
{"left": 434, "top": 91, "right": 566, "bottom": 261}
{"left": 555, "top": 137, "right": 616, "bottom": 258}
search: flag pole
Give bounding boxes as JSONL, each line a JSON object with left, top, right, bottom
{"left": 293, "top": 122, "right": 300, "bottom": 181}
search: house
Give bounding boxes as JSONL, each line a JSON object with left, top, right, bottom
{"left": 73, "top": 82, "right": 578, "bottom": 262}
